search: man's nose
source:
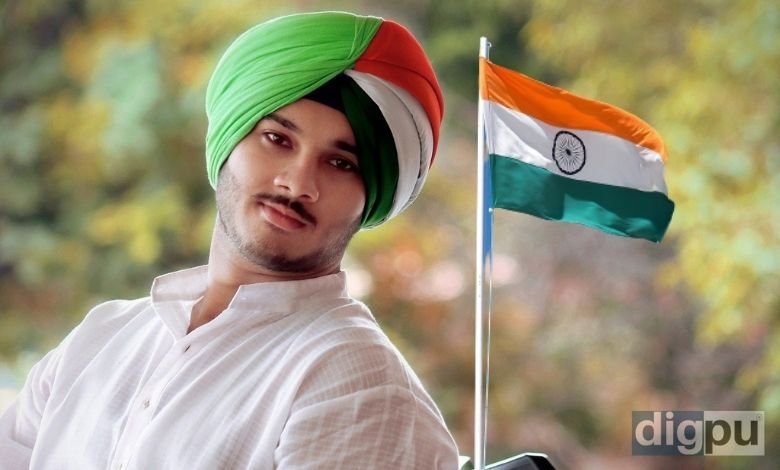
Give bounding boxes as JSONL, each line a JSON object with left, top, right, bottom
{"left": 273, "top": 156, "right": 320, "bottom": 202}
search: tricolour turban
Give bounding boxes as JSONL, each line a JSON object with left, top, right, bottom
{"left": 205, "top": 11, "right": 444, "bottom": 228}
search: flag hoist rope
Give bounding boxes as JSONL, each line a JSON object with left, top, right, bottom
{"left": 474, "top": 36, "right": 492, "bottom": 470}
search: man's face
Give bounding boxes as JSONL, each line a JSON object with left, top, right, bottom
{"left": 216, "top": 99, "right": 365, "bottom": 275}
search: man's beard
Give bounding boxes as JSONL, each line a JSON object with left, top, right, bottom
{"left": 215, "top": 167, "right": 360, "bottom": 274}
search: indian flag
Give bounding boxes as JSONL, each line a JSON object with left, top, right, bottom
{"left": 479, "top": 58, "right": 674, "bottom": 242}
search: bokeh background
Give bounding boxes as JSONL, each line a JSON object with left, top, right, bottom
{"left": 1, "top": 0, "right": 778, "bottom": 468}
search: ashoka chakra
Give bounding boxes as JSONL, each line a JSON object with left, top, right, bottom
{"left": 552, "top": 131, "right": 586, "bottom": 175}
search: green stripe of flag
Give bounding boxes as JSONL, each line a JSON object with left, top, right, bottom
{"left": 490, "top": 154, "right": 674, "bottom": 242}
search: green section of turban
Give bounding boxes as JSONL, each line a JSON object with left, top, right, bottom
{"left": 302, "top": 74, "right": 398, "bottom": 228}
{"left": 337, "top": 77, "right": 398, "bottom": 228}
{"left": 205, "top": 11, "right": 382, "bottom": 186}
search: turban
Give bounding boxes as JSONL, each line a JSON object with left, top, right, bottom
{"left": 205, "top": 11, "right": 444, "bottom": 228}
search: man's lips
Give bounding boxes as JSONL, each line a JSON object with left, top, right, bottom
{"left": 260, "top": 201, "right": 312, "bottom": 231}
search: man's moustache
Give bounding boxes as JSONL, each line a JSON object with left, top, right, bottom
{"left": 255, "top": 194, "right": 317, "bottom": 225}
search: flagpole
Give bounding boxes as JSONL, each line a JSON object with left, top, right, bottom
{"left": 475, "top": 36, "right": 492, "bottom": 470}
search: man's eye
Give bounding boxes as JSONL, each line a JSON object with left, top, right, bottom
{"left": 264, "top": 132, "right": 287, "bottom": 146}
{"left": 330, "top": 158, "right": 358, "bottom": 172}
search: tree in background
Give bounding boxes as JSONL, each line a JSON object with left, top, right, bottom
{"left": 523, "top": 1, "right": 779, "bottom": 467}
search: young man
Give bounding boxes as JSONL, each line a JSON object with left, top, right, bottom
{"left": 0, "top": 11, "right": 459, "bottom": 469}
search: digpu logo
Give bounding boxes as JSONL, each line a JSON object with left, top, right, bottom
{"left": 632, "top": 411, "right": 764, "bottom": 456}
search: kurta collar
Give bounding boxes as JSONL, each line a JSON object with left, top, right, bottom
{"left": 150, "top": 265, "right": 350, "bottom": 338}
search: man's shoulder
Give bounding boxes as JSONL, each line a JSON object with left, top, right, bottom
{"left": 81, "top": 296, "right": 153, "bottom": 327}
{"left": 41, "top": 296, "right": 155, "bottom": 379}
{"left": 293, "top": 301, "right": 432, "bottom": 395}
{"left": 301, "top": 299, "right": 394, "bottom": 353}
{"left": 57, "top": 296, "right": 154, "bottom": 350}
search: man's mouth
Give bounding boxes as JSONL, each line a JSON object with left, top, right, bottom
{"left": 255, "top": 195, "right": 316, "bottom": 232}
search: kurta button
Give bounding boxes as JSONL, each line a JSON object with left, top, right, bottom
{"left": 142, "top": 399, "right": 150, "bottom": 409}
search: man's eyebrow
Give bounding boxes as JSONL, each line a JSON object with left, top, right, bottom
{"left": 335, "top": 140, "right": 358, "bottom": 156}
{"left": 265, "top": 113, "right": 298, "bottom": 131}
{"left": 264, "top": 112, "right": 358, "bottom": 156}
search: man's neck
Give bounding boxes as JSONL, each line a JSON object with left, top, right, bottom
{"left": 188, "top": 224, "right": 339, "bottom": 333}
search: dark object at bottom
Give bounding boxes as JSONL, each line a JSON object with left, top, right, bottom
{"left": 485, "top": 452, "right": 556, "bottom": 470}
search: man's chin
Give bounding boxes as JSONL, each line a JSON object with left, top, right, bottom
{"left": 239, "top": 244, "right": 334, "bottom": 274}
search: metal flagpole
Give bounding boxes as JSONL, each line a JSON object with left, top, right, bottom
{"left": 474, "top": 36, "right": 492, "bottom": 470}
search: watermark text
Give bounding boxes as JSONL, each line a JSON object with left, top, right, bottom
{"left": 632, "top": 411, "right": 764, "bottom": 456}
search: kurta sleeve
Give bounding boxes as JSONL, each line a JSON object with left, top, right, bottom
{"left": 274, "top": 385, "right": 458, "bottom": 469}
{"left": 0, "top": 347, "right": 62, "bottom": 469}
{"left": 271, "top": 334, "right": 459, "bottom": 469}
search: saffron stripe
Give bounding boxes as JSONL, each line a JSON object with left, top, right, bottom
{"left": 480, "top": 58, "right": 667, "bottom": 161}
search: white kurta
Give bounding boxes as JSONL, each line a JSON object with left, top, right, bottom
{"left": 0, "top": 266, "right": 459, "bottom": 469}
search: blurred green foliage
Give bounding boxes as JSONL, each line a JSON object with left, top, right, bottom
{"left": 1, "top": 0, "right": 778, "bottom": 468}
